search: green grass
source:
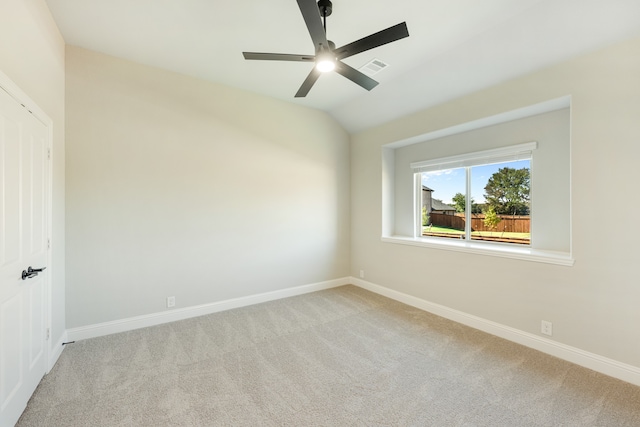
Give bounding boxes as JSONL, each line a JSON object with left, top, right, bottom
{"left": 423, "top": 225, "right": 530, "bottom": 239}
{"left": 424, "top": 225, "right": 464, "bottom": 235}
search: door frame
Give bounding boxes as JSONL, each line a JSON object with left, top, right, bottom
{"left": 0, "top": 70, "right": 54, "bottom": 373}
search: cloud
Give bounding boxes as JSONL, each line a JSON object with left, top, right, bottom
{"left": 422, "top": 169, "right": 455, "bottom": 182}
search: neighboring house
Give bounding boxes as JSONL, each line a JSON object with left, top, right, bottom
{"left": 422, "top": 186, "right": 456, "bottom": 215}
{"left": 432, "top": 198, "right": 457, "bottom": 215}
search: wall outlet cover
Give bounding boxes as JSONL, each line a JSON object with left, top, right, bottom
{"left": 541, "top": 320, "right": 553, "bottom": 336}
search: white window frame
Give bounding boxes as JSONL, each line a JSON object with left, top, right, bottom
{"left": 382, "top": 141, "right": 574, "bottom": 266}
{"left": 412, "top": 142, "right": 535, "bottom": 244}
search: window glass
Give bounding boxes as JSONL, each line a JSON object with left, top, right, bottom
{"left": 420, "top": 159, "right": 530, "bottom": 245}
{"left": 469, "top": 160, "right": 530, "bottom": 244}
{"left": 421, "top": 168, "right": 465, "bottom": 239}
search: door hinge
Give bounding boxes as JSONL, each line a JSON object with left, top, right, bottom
{"left": 47, "top": 238, "right": 51, "bottom": 249}
{"left": 47, "top": 148, "right": 51, "bottom": 160}
{"left": 46, "top": 328, "right": 50, "bottom": 341}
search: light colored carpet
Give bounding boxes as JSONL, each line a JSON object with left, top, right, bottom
{"left": 17, "top": 285, "right": 640, "bottom": 426}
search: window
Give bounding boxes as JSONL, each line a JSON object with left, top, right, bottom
{"left": 413, "top": 143, "right": 535, "bottom": 246}
{"left": 382, "top": 104, "right": 572, "bottom": 265}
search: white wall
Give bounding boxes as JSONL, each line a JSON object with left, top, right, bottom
{"left": 65, "top": 47, "right": 350, "bottom": 328}
{"left": 0, "top": 0, "right": 66, "bottom": 354}
{"left": 351, "top": 37, "right": 640, "bottom": 368}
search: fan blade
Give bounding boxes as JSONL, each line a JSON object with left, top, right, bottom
{"left": 243, "top": 52, "right": 315, "bottom": 62}
{"left": 334, "top": 22, "right": 409, "bottom": 60}
{"left": 334, "top": 61, "right": 379, "bottom": 91}
{"left": 295, "top": 68, "right": 322, "bottom": 97}
{"left": 297, "top": 0, "right": 330, "bottom": 51}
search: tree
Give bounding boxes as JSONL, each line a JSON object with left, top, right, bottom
{"left": 451, "top": 193, "right": 465, "bottom": 213}
{"left": 483, "top": 207, "right": 501, "bottom": 235}
{"left": 484, "top": 167, "right": 530, "bottom": 215}
{"left": 422, "top": 205, "right": 430, "bottom": 226}
{"left": 451, "top": 192, "right": 481, "bottom": 213}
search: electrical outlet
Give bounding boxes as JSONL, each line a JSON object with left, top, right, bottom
{"left": 541, "top": 320, "right": 553, "bottom": 336}
{"left": 167, "top": 296, "right": 175, "bottom": 308}
{"left": 359, "top": 270, "right": 365, "bottom": 279}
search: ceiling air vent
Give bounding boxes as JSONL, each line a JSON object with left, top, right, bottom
{"left": 359, "top": 58, "right": 389, "bottom": 76}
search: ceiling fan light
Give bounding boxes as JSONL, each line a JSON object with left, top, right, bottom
{"left": 315, "top": 50, "right": 336, "bottom": 73}
{"left": 316, "top": 59, "right": 336, "bottom": 72}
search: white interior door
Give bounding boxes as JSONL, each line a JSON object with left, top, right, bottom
{"left": 0, "top": 86, "right": 49, "bottom": 426}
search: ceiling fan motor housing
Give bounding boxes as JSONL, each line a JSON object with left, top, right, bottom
{"left": 317, "top": 0, "right": 332, "bottom": 17}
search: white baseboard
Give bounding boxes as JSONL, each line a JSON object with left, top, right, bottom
{"left": 48, "top": 331, "right": 67, "bottom": 373}
{"left": 351, "top": 277, "right": 640, "bottom": 387}
{"left": 66, "top": 277, "right": 350, "bottom": 342}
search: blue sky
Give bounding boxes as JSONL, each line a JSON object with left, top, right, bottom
{"left": 421, "top": 160, "right": 529, "bottom": 205}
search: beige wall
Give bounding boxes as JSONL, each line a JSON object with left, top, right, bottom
{"left": 351, "top": 37, "right": 640, "bottom": 367}
{"left": 65, "top": 47, "right": 350, "bottom": 328}
{"left": 0, "top": 0, "right": 66, "bottom": 350}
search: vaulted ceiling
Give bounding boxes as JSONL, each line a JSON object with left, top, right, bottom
{"left": 46, "top": 0, "right": 640, "bottom": 133}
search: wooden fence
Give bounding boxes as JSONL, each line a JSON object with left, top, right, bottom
{"left": 429, "top": 212, "right": 530, "bottom": 233}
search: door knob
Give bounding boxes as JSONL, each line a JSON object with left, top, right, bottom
{"left": 21, "top": 266, "right": 46, "bottom": 280}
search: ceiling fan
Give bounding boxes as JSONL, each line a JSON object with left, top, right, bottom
{"left": 242, "top": 0, "right": 409, "bottom": 97}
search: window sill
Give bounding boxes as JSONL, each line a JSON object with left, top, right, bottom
{"left": 381, "top": 235, "right": 574, "bottom": 266}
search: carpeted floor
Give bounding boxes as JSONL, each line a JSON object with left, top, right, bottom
{"left": 17, "top": 285, "right": 640, "bottom": 426}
